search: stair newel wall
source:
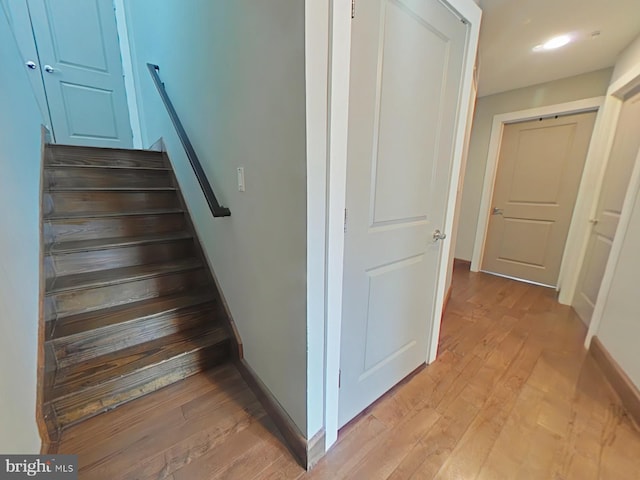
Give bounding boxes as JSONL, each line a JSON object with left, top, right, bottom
{"left": 162, "top": 150, "right": 243, "bottom": 360}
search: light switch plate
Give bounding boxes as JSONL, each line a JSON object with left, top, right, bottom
{"left": 237, "top": 167, "right": 245, "bottom": 192}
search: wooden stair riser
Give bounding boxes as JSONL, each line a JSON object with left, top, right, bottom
{"left": 47, "top": 239, "right": 196, "bottom": 277}
{"left": 49, "top": 341, "right": 231, "bottom": 429}
{"left": 44, "top": 191, "right": 180, "bottom": 217}
{"left": 45, "top": 167, "right": 173, "bottom": 190}
{"left": 49, "top": 291, "right": 216, "bottom": 339}
{"left": 45, "top": 268, "right": 210, "bottom": 321}
{"left": 44, "top": 213, "right": 186, "bottom": 244}
{"left": 52, "top": 303, "right": 221, "bottom": 368}
{"left": 52, "top": 328, "right": 230, "bottom": 394}
{"left": 49, "top": 146, "right": 167, "bottom": 169}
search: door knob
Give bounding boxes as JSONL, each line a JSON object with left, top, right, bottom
{"left": 433, "top": 229, "right": 447, "bottom": 241}
{"left": 492, "top": 207, "right": 504, "bottom": 215}
{"left": 44, "top": 65, "right": 56, "bottom": 73}
{"left": 25, "top": 60, "right": 37, "bottom": 70}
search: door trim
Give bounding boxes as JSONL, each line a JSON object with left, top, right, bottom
{"left": 585, "top": 66, "right": 640, "bottom": 347}
{"left": 322, "top": 0, "right": 481, "bottom": 450}
{"left": 114, "top": 0, "right": 142, "bottom": 149}
{"left": 585, "top": 148, "right": 640, "bottom": 346}
{"left": 470, "top": 97, "right": 604, "bottom": 293}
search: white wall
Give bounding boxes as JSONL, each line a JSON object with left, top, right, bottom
{"left": 455, "top": 68, "right": 613, "bottom": 260}
{"left": 610, "top": 33, "right": 640, "bottom": 86}
{"left": 0, "top": 8, "right": 44, "bottom": 453}
{"left": 592, "top": 33, "right": 640, "bottom": 389}
{"left": 122, "top": 1, "right": 309, "bottom": 436}
{"left": 596, "top": 182, "right": 640, "bottom": 388}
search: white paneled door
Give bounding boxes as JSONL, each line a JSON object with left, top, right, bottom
{"left": 17, "top": 0, "right": 132, "bottom": 147}
{"left": 573, "top": 89, "right": 640, "bottom": 325}
{"left": 482, "top": 112, "right": 597, "bottom": 286}
{"left": 339, "top": 0, "right": 467, "bottom": 427}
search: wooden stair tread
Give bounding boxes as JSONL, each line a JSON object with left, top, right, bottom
{"left": 40, "top": 144, "right": 233, "bottom": 436}
{"left": 48, "top": 231, "right": 193, "bottom": 254}
{"left": 47, "top": 341, "right": 231, "bottom": 429}
{"left": 50, "top": 290, "right": 216, "bottom": 340}
{"left": 45, "top": 166, "right": 174, "bottom": 191}
{"left": 44, "top": 213, "right": 186, "bottom": 243}
{"left": 46, "top": 258, "right": 203, "bottom": 293}
{"left": 45, "top": 208, "right": 184, "bottom": 220}
{"left": 45, "top": 164, "right": 171, "bottom": 171}
{"left": 47, "top": 325, "right": 230, "bottom": 401}
{"left": 44, "top": 268, "right": 211, "bottom": 323}
{"left": 46, "top": 187, "right": 177, "bottom": 192}
{"left": 50, "top": 145, "right": 164, "bottom": 155}
{"left": 49, "top": 145, "right": 167, "bottom": 169}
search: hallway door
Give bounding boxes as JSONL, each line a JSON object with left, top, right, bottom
{"left": 482, "top": 111, "right": 597, "bottom": 286}
{"left": 15, "top": 0, "right": 132, "bottom": 147}
{"left": 339, "top": 0, "right": 468, "bottom": 427}
{"left": 573, "top": 88, "right": 640, "bottom": 325}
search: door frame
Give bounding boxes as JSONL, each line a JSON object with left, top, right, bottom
{"left": 469, "top": 97, "right": 605, "bottom": 294}
{"left": 584, "top": 66, "right": 640, "bottom": 346}
{"left": 114, "top": 0, "right": 143, "bottom": 149}
{"left": 322, "top": 0, "right": 481, "bottom": 449}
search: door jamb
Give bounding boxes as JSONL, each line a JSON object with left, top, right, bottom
{"left": 323, "top": 0, "right": 481, "bottom": 450}
{"left": 323, "top": 0, "right": 353, "bottom": 449}
{"left": 585, "top": 149, "right": 640, "bottom": 346}
{"left": 469, "top": 97, "right": 605, "bottom": 296}
{"left": 114, "top": 0, "right": 142, "bottom": 149}
{"left": 584, "top": 66, "right": 640, "bottom": 345}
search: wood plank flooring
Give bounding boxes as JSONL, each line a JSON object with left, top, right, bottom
{"left": 56, "top": 264, "right": 640, "bottom": 479}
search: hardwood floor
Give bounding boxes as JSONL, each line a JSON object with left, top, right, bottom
{"left": 56, "top": 265, "right": 640, "bottom": 479}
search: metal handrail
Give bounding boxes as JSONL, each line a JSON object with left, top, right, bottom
{"left": 147, "top": 63, "right": 230, "bottom": 217}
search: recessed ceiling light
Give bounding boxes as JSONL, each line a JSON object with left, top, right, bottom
{"left": 533, "top": 34, "right": 573, "bottom": 52}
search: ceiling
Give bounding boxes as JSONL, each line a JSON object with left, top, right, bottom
{"left": 476, "top": 0, "right": 640, "bottom": 97}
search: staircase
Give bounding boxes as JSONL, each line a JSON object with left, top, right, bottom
{"left": 41, "top": 145, "right": 234, "bottom": 437}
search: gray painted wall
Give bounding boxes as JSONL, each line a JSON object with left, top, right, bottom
{"left": 445, "top": 80, "right": 477, "bottom": 293}
{"left": 0, "top": 7, "right": 44, "bottom": 453}
{"left": 122, "top": 1, "right": 309, "bottom": 435}
{"left": 455, "top": 68, "right": 613, "bottom": 261}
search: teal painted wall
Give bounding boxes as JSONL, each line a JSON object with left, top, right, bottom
{"left": 0, "top": 8, "right": 44, "bottom": 453}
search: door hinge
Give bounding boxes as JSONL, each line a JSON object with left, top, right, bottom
{"left": 339, "top": 369, "right": 341, "bottom": 388}
{"left": 344, "top": 208, "right": 348, "bottom": 233}
{"left": 351, "top": 0, "right": 356, "bottom": 19}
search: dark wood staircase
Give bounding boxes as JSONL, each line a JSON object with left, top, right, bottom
{"left": 42, "top": 145, "right": 234, "bottom": 437}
